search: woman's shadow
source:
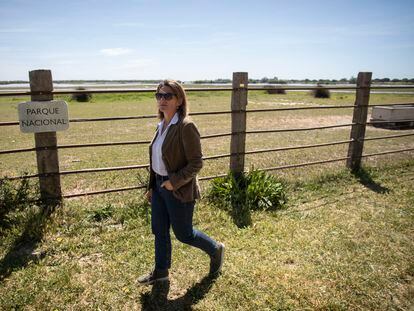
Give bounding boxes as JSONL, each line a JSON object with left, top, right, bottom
{"left": 140, "top": 275, "right": 217, "bottom": 310}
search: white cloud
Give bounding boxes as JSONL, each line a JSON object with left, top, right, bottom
{"left": 0, "top": 28, "right": 34, "bottom": 33}
{"left": 100, "top": 48, "right": 133, "bottom": 56}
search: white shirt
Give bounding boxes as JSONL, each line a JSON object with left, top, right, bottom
{"left": 151, "top": 113, "right": 179, "bottom": 176}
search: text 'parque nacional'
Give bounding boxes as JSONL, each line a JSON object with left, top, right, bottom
{"left": 18, "top": 100, "right": 69, "bottom": 133}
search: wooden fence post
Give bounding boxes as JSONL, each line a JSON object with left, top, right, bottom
{"left": 29, "top": 69, "right": 62, "bottom": 203}
{"left": 346, "top": 72, "right": 372, "bottom": 171}
{"left": 230, "top": 72, "right": 248, "bottom": 177}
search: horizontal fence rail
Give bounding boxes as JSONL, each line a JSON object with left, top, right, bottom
{"left": 62, "top": 184, "right": 148, "bottom": 199}
{"left": 1, "top": 103, "right": 413, "bottom": 128}
{"left": 361, "top": 147, "right": 414, "bottom": 158}
{"left": 361, "top": 133, "right": 414, "bottom": 142}
{"left": 366, "top": 119, "right": 414, "bottom": 125}
{"left": 62, "top": 172, "right": 233, "bottom": 198}
{"left": 244, "top": 139, "right": 354, "bottom": 155}
{"left": 2, "top": 138, "right": 355, "bottom": 180}
{"left": 257, "top": 147, "right": 414, "bottom": 173}
{"left": 4, "top": 127, "right": 414, "bottom": 157}
{"left": 0, "top": 87, "right": 233, "bottom": 97}
{"left": 20, "top": 146, "right": 414, "bottom": 199}
{"left": 257, "top": 156, "right": 351, "bottom": 172}
{"left": 1, "top": 84, "right": 414, "bottom": 97}
{"left": 246, "top": 123, "right": 355, "bottom": 134}
{"left": 0, "top": 123, "right": 359, "bottom": 155}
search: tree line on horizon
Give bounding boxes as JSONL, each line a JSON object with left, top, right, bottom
{"left": 1, "top": 77, "right": 413, "bottom": 85}
{"left": 192, "top": 77, "right": 414, "bottom": 84}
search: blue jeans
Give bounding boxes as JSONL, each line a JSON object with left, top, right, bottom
{"left": 151, "top": 176, "right": 218, "bottom": 270}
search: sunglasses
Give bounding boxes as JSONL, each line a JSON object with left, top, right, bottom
{"left": 155, "top": 92, "right": 176, "bottom": 100}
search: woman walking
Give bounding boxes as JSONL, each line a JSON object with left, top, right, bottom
{"left": 138, "top": 80, "right": 224, "bottom": 285}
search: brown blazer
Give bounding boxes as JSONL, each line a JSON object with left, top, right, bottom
{"left": 148, "top": 117, "right": 203, "bottom": 203}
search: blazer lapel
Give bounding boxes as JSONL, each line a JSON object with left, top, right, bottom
{"left": 162, "top": 123, "right": 178, "bottom": 153}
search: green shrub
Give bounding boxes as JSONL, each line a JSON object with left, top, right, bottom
{"left": 208, "top": 170, "right": 286, "bottom": 211}
{"left": 246, "top": 170, "right": 286, "bottom": 210}
{"left": 207, "top": 170, "right": 286, "bottom": 227}
{"left": 312, "top": 85, "right": 330, "bottom": 98}
{"left": 267, "top": 88, "right": 286, "bottom": 94}
{"left": 71, "top": 87, "right": 92, "bottom": 102}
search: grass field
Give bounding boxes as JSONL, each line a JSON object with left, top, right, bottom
{"left": 1, "top": 89, "right": 414, "bottom": 309}
{"left": 0, "top": 160, "right": 413, "bottom": 310}
{"left": 1, "top": 89, "right": 413, "bottom": 193}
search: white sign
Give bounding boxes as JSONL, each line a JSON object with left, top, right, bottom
{"left": 18, "top": 100, "right": 69, "bottom": 133}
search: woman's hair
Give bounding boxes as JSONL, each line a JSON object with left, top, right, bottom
{"left": 156, "top": 80, "right": 189, "bottom": 119}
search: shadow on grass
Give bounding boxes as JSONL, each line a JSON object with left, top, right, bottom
{"left": 352, "top": 168, "right": 390, "bottom": 194}
{"left": 229, "top": 200, "right": 252, "bottom": 228}
{"left": 140, "top": 275, "right": 217, "bottom": 310}
{"left": 227, "top": 174, "right": 252, "bottom": 228}
{"left": 0, "top": 203, "right": 57, "bottom": 282}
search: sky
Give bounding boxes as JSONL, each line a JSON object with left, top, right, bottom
{"left": 0, "top": 0, "right": 413, "bottom": 81}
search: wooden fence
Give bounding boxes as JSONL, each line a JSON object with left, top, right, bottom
{"left": 1, "top": 70, "right": 414, "bottom": 203}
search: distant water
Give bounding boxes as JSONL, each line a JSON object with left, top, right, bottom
{"left": 0, "top": 82, "right": 359, "bottom": 90}
{"left": 0, "top": 82, "right": 158, "bottom": 89}
{"left": 1, "top": 82, "right": 413, "bottom": 94}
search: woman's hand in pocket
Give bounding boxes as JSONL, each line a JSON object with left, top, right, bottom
{"left": 161, "top": 180, "right": 174, "bottom": 191}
